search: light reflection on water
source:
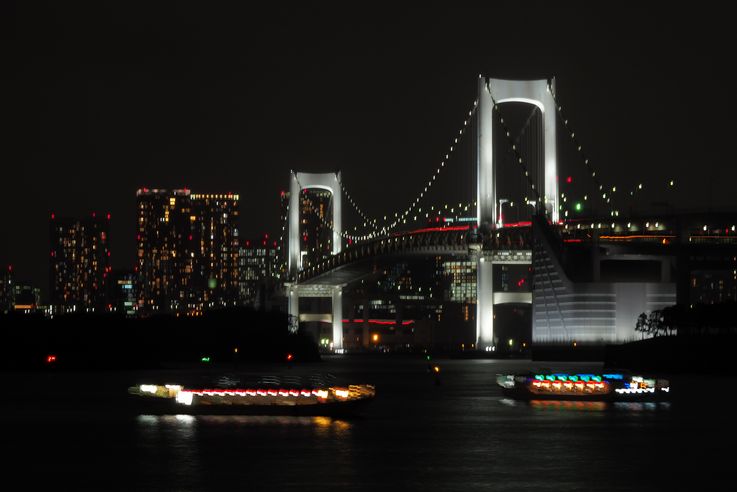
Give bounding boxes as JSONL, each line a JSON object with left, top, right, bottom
{"left": 499, "top": 398, "right": 672, "bottom": 412}
{"left": 136, "top": 413, "right": 352, "bottom": 430}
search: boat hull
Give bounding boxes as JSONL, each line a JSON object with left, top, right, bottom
{"left": 500, "top": 386, "right": 666, "bottom": 402}
{"left": 127, "top": 395, "right": 374, "bottom": 417}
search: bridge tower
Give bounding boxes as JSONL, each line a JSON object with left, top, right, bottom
{"left": 287, "top": 171, "right": 344, "bottom": 349}
{"left": 476, "top": 76, "right": 558, "bottom": 349}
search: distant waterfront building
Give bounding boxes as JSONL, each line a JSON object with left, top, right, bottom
{"left": 689, "top": 270, "right": 737, "bottom": 305}
{"left": 189, "top": 193, "right": 241, "bottom": 311}
{"left": 136, "top": 188, "right": 193, "bottom": 315}
{"left": 136, "top": 188, "right": 244, "bottom": 316}
{"left": 109, "top": 269, "right": 138, "bottom": 317}
{"left": 239, "top": 235, "right": 279, "bottom": 308}
{"left": 443, "top": 260, "right": 477, "bottom": 304}
{"left": 299, "top": 189, "right": 334, "bottom": 270}
{"left": 13, "top": 283, "right": 42, "bottom": 313}
{"left": 1, "top": 265, "right": 14, "bottom": 313}
{"left": 49, "top": 212, "right": 111, "bottom": 313}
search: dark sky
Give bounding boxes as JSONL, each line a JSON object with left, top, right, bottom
{"left": 2, "top": 2, "right": 735, "bottom": 296}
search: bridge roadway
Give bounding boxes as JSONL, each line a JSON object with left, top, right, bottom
{"left": 288, "top": 212, "right": 737, "bottom": 350}
{"left": 287, "top": 224, "right": 533, "bottom": 350}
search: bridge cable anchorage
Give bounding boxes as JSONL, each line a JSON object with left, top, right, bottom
{"left": 486, "top": 81, "right": 542, "bottom": 207}
{"left": 546, "top": 83, "right": 619, "bottom": 218}
{"left": 336, "top": 99, "right": 479, "bottom": 237}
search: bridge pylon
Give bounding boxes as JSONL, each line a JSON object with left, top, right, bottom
{"left": 476, "top": 76, "right": 558, "bottom": 350}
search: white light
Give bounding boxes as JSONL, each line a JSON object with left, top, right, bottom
{"left": 176, "top": 391, "right": 193, "bottom": 406}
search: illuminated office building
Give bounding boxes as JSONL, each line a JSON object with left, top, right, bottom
{"left": 239, "top": 235, "right": 279, "bottom": 307}
{"left": 135, "top": 189, "right": 192, "bottom": 315}
{"left": 190, "top": 193, "right": 240, "bottom": 310}
{"left": 49, "top": 212, "right": 111, "bottom": 313}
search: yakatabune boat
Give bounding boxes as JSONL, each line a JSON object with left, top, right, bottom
{"left": 127, "top": 375, "right": 375, "bottom": 416}
{"left": 496, "top": 372, "right": 670, "bottom": 401}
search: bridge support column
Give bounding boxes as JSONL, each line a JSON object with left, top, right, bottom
{"left": 477, "top": 256, "right": 495, "bottom": 350}
{"left": 288, "top": 287, "right": 299, "bottom": 333}
{"left": 477, "top": 76, "right": 496, "bottom": 234}
{"left": 332, "top": 287, "right": 343, "bottom": 351}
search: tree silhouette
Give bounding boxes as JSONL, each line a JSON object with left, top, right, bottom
{"left": 635, "top": 312, "right": 649, "bottom": 339}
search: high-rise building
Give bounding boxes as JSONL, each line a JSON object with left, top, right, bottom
{"left": 300, "top": 189, "right": 334, "bottom": 270}
{"left": 190, "top": 193, "right": 240, "bottom": 310}
{"left": 239, "top": 235, "right": 279, "bottom": 308}
{"left": 1, "top": 265, "right": 14, "bottom": 313}
{"left": 136, "top": 189, "right": 244, "bottom": 315}
{"left": 49, "top": 212, "right": 111, "bottom": 313}
{"left": 135, "top": 188, "right": 193, "bottom": 315}
{"left": 108, "top": 269, "right": 138, "bottom": 317}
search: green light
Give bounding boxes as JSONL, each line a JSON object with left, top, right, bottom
{"left": 201, "top": 357, "right": 210, "bottom": 363}
{"left": 575, "top": 202, "right": 582, "bottom": 212}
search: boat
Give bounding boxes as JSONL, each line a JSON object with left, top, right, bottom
{"left": 127, "top": 375, "right": 375, "bottom": 416}
{"left": 496, "top": 371, "right": 670, "bottom": 402}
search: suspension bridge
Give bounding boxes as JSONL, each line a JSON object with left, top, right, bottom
{"left": 275, "top": 76, "right": 737, "bottom": 352}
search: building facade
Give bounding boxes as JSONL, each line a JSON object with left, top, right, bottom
{"left": 136, "top": 188, "right": 192, "bottom": 315}
{"left": 190, "top": 193, "right": 240, "bottom": 311}
{"left": 1, "top": 265, "right": 14, "bottom": 313}
{"left": 49, "top": 212, "right": 111, "bottom": 313}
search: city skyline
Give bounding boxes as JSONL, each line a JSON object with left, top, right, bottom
{"left": 3, "top": 3, "right": 736, "bottom": 295}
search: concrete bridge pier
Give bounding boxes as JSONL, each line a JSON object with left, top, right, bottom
{"left": 332, "top": 287, "right": 343, "bottom": 351}
{"left": 476, "top": 255, "right": 495, "bottom": 350}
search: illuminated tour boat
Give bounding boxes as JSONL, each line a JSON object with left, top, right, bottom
{"left": 128, "top": 376, "right": 375, "bottom": 416}
{"left": 496, "top": 372, "right": 670, "bottom": 401}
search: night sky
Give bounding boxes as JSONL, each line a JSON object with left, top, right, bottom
{"left": 2, "top": 2, "right": 735, "bottom": 297}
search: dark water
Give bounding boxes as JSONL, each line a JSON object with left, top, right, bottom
{"left": 2, "top": 356, "right": 734, "bottom": 491}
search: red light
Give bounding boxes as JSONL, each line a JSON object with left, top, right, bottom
{"left": 106, "top": 213, "right": 111, "bottom": 220}
{"left": 347, "top": 238, "right": 353, "bottom": 245}
{"left": 435, "top": 217, "right": 440, "bottom": 223}
{"left": 273, "top": 241, "right": 277, "bottom": 247}
{"left": 50, "top": 213, "right": 55, "bottom": 220}
{"left": 517, "top": 278, "right": 526, "bottom": 287}
{"left": 188, "top": 234, "right": 193, "bottom": 241}
{"left": 286, "top": 354, "right": 294, "bottom": 361}
{"left": 566, "top": 176, "right": 572, "bottom": 184}
{"left": 262, "top": 240, "right": 266, "bottom": 246}
{"left": 107, "top": 251, "right": 111, "bottom": 257}
{"left": 280, "top": 190, "right": 286, "bottom": 197}
{"left": 46, "top": 355, "right": 57, "bottom": 364}
{"left": 92, "top": 212, "right": 96, "bottom": 218}
{"left": 245, "top": 240, "right": 250, "bottom": 247}
{"left": 50, "top": 251, "right": 55, "bottom": 257}
{"left": 264, "top": 233, "right": 269, "bottom": 240}
{"left": 7, "top": 264, "right": 12, "bottom": 272}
